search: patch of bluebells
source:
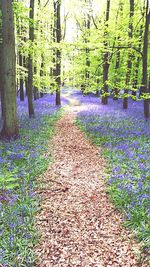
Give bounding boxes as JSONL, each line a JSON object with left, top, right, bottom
{"left": 0, "top": 94, "right": 64, "bottom": 266}
{"left": 75, "top": 90, "right": 150, "bottom": 246}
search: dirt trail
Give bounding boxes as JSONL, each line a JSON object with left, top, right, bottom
{"left": 35, "top": 106, "right": 142, "bottom": 267}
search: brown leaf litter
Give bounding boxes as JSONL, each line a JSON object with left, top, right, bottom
{"left": 34, "top": 105, "right": 147, "bottom": 267}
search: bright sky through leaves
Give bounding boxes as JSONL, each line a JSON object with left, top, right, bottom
{"left": 63, "top": 0, "right": 104, "bottom": 42}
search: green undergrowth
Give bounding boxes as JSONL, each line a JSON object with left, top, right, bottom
{"left": 0, "top": 109, "right": 62, "bottom": 267}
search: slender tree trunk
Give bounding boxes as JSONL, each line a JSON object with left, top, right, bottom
{"left": 0, "top": 91, "right": 4, "bottom": 120}
{"left": 85, "top": 15, "right": 90, "bottom": 86}
{"left": 141, "top": 0, "right": 150, "bottom": 118}
{"left": 50, "top": 21, "right": 54, "bottom": 84}
{"left": 55, "top": 48, "right": 61, "bottom": 105}
{"left": 113, "top": 2, "right": 123, "bottom": 100}
{"left": 80, "top": 13, "right": 91, "bottom": 94}
{"left": 101, "top": 0, "right": 110, "bottom": 105}
{"left": 19, "top": 53, "right": 24, "bottom": 101}
{"left": 132, "top": 24, "right": 143, "bottom": 97}
{"left": 113, "top": 47, "right": 120, "bottom": 100}
{"left": 0, "top": 0, "right": 18, "bottom": 138}
{"left": 123, "top": 0, "right": 134, "bottom": 109}
{"left": 51, "top": 1, "right": 57, "bottom": 91}
{"left": 33, "top": 67, "right": 39, "bottom": 100}
{"left": 34, "top": 88, "right": 37, "bottom": 100}
{"left": 0, "top": 82, "right": 4, "bottom": 120}
{"left": 54, "top": 0, "right": 61, "bottom": 106}
{"left": 28, "top": 0, "right": 35, "bottom": 117}
{"left": 0, "top": 40, "right": 4, "bottom": 119}
{"left": 22, "top": 37, "right": 28, "bottom": 96}
{"left": 40, "top": 59, "right": 44, "bottom": 97}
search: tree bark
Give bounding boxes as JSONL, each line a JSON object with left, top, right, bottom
{"left": 141, "top": 0, "right": 150, "bottom": 118}
{"left": 33, "top": 66, "right": 39, "bottom": 100}
{"left": 113, "top": 2, "right": 123, "bottom": 100}
{"left": 0, "top": 39, "right": 4, "bottom": 119}
{"left": 28, "top": 0, "right": 35, "bottom": 117}
{"left": 85, "top": 15, "right": 90, "bottom": 85}
{"left": 101, "top": 0, "right": 110, "bottom": 105}
{"left": 40, "top": 59, "right": 44, "bottom": 98}
{"left": 19, "top": 53, "right": 24, "bottom": 101}
{"left": 0, "top": 0, "right": 18, "bottom": 138}
{"left": 132, "top": 20, "right": 143, "bottom": 97}
{"left": 113, "top": 47, "right": 120, "bottom": 100}
{"left": 54, "top": 0, "right": 61, "bottom": 106}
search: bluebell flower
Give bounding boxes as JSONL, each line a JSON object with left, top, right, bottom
{"left": 9, "top": 222, "right": 15, "bottom": 229}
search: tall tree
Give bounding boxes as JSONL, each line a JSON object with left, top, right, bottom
{"left": 123, "top": 0, "right": 134, "bottom": 109}
{"left": 19, "top": 52, "right": 25, "bottom": 101}
{"left": 113, "top": 44, "right": 121, "bottom": 100}
{"left": 113, "top": 1, "right": 123, "bottom": 100}
{"left": 0, "top": 0, "right": 18, "bottom": 138}
{"left": 54, "top": 0, "right": 61, "bottom": 106}
{"left": 0, "top": 25, "right": 4, "bottom": 119}
{"left": 141, "top": 0, "right": 150, "bottom": 118}
{"left": 84, "top": 6, "right": 91, "bottom": 91}
{"left": 132, "top": 23, "right": 143, "bottom": 97}
{"left": 101, "top": 0, "right": 110, "bottom": 105}
{"left": 27, "top": 0, "right": 35, "bottom": 117}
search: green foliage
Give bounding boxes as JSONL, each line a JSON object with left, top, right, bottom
{"left": 63, "top": 0, "right": 149, "bottom": 101}
{"left": 0, "top": 171, "right": 20, "bottom": 190}
{"left": 14, "top": 0, "right": 150, "bottom": 102}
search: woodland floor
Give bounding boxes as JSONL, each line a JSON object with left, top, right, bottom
{"left": 34, "top": 101, "right": 144, "bottom": 267}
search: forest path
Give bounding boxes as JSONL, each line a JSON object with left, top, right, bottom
{"left": 35, "top": 104, "right": 141, "bottom": 267}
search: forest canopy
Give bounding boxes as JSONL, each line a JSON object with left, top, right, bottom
{"left": 0, "top": 0, "right": 150, "bottom": 138}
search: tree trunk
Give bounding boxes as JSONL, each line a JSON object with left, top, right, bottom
{"left": 0, "top": 81, "right": 4, "bottom": 120}
{"left": 132, "top": 23, "right": 143, "bottom": 97}
{"left": 33, "top": 66, "right": 39, "bottom": 100}
{"left": 0, "top": 0, "right": 18, "bottom": 138}
{"left": 123, "top": 0, "right": 134, "bottom": 109}
{"left": 141, "top": 0, "right": 150, "bottom": 118}
{"left": 19, "top": 53, "right": 24, "bottom": 101}
{"left": 113, "top": 47, "right": 120, "bottom": 100}
{"left": 33, "top": 87, "right": 37, "bottom": 100}
{"left": 22, "top": 38, "right": 28, "bottom": 97}
{"left": 0, "top": 40, "right": 4, "bottom": 119}
{"left": 101, "top": 0, "right": 110, "bottom": 105}
{"left": 85, "top": 15, "right": 90, "bottom": 88}
{"left": 113, "top": 2, "right": 123, "bottom": 100}
{"left": 55, "top": 49, "right": 61, "bottom": 105}
{"left": 28, "top": 0, "right": 35, "bottom": 117}
{"left": 40, "top": 59, "right": 44, "bottom": 97}
{"left": 54, "top": 0, "right": 61, "bottom": 106}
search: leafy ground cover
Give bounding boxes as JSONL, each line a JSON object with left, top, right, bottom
{"left": 75, "top": 91, "right": 150, "bottom": 250}
{"left": 0, "top": 94, "right": 65, "bottom": 267}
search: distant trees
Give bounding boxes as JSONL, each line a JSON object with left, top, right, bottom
{"left": 16, "top": 0, "right": 64, "bottom": 108}
{"left": 71, "top": 0, "right": 150, "bottom": 118}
